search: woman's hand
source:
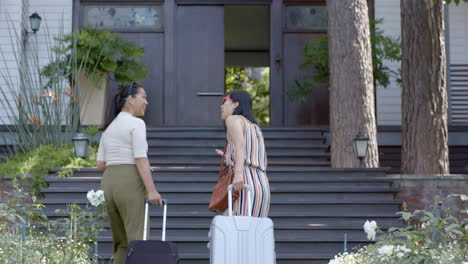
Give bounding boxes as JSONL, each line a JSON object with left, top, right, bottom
{"left": 232, "top": 171, "right": 244, "bottom": 191}
{"left": 215, "top": 149, "right": 224, "bottom": 157}
{"left": 147, "top": 190, "right": 163, "bottom": 207}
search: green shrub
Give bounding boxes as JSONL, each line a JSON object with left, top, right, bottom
{"left": 287, "top": 19, "right": 401, "bottom": 103}
{"left": 0, "top": 144, "right": 97, "bottom": 193}
{"left": 329, "top": 195, "right": 467, "bottom": 264}
{"left": 0, "top": 182, "right": 106, "bottom": 263}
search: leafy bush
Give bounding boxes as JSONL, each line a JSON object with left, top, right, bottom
{"left": 329, "top": 195, "right": 468, "bottom": 264}
{"left": 0, "top": 144, "right": 97, "bottom": 193}
{"left": 287, "top": 19, "right": 401, "bottom": 103}
{"left": 0, "top": 182, "right": 106, "bottom": 263}
{"left": 225, "top": 67, "right": 270, "bottom": 126}
{"left": 0, "top": 18, "right": 81, "bottom": 152}
{"left": 43, "top": 27, "right": 148, "bottom": 87}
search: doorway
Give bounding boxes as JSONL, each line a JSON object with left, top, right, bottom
{"left": 224, "top": 5, "right": 270, "bottom": 126}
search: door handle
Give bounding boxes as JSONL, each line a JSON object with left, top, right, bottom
{"left": 197, "top": 92, "right": 224, "bottom": 96}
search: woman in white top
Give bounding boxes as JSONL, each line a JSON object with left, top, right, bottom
{"left": 97, "top": 82, "right": 162, "bottom": 264}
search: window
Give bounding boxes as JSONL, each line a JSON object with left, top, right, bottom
{"left": 83, "top": 5, "right": 163, "bottom": 30}
{"left": 285, "top": 5, "right": 327, "bottom": 31}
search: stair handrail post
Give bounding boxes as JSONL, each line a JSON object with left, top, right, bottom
{"left": 344, "top": 232, "right": 348, "bottom": 253}
{"left": 431, "top": 201, "right": 443, "bottom": 244}
{"left": 94, "top": 241, "right": 99, "bottom": 264}
{"left": 21, "top": 213, "right": 27, "bottom": 264}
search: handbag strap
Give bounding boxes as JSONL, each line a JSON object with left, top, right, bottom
{"left": 218, "top": 140, "right": 229, "bottom": 180}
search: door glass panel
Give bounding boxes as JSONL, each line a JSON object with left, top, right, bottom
{"left": 285, "top": 5, "right": 327, "bottom": 31}
{"left": 225, "top": 67, "right": 270, "bottom": 126}
{"left": 83, "top": 5, "right": 163, "bottom": 29}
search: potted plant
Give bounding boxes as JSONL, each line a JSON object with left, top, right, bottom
{"left": 42, "top": 27, "right": 148, "bottom": 125}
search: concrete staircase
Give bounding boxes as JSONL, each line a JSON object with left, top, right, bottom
{"left": 39, "top": 127, "right": 402, "bottom": 264}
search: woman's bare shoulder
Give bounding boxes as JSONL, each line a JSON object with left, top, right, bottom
{"left": 225, "top": 115, "right": 243, "bottom": 127}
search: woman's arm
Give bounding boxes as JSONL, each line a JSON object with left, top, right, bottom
{"left": 135, "top": 157, "right": 162, "bottom": 206}
{"left": 96, "top": 161, "right": 106, "bottom": 171}
{"left": 225, "top": 115, "right": 245, "bottom": 191}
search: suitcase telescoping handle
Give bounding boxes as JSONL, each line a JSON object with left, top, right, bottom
{"left": 228, "top": 184, "right": 252, "bottom": 217}
{"left": 143, "top": 199, "right": 167, "bottom": 241}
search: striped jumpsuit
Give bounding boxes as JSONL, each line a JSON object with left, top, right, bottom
{"left": 224, "top": 116, "right": 270, "bottom": 217}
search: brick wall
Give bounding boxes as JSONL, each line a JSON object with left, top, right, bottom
{"left": 391, "top": 175, "right": 468, "bottom": 218}
{"left": 0, "top": 175, "right": 32, "bottom": 204}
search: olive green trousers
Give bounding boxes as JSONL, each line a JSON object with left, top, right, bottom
{"left": 101, "top": 165, "right": 147, "bottom": 264}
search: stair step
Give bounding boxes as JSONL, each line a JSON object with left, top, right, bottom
{"left": 46, "top": 216, "right": 401, "bottom": 230}
{"left": 43, "top": 191, "right": 397, "bottom": 201}
{"left": 41, "top": 186, "right": 399, "bottom": 193}
{"left": 50, "top": 166, "right": 390, "bottom": 173}
{"left": 147, "top": 151, "right": 330, "bottom": 157}
{"left": 45, "top": 175, "right": 396, "bottom": 183}
{"left": 147, "top": 139, "right": 326, "bottom": 147}
{"left": 94, "top": 241, "right": 369, "bottom": 258}
{"left": 69, "top": 228, "right": 388, "bottom": 241}
{"left": 40, "top": 197, "right": 401, "bottom": 206}
{"left": 145, "top": 127, "right": 328, "bottom": 138}
{"left": 149, "top": 145, "right": 329, "bottom": 152}
{"left": 97, "top": 253, "right": 344, "bottom": 264}
{"left": 49, "top": 170, "right": 391, "bottom": 179}
{"left": 147, "top": 158, "right": 331, "bottom": 166}
{"left": 46, "top": 207, "right": 399, "bottom": 217}
{"left": 38, "top": 216, "right": 401, "bottom": 230}
{"left": 45, "top": 181, "right": 393, "bottom": 190}
{"left": 146, "top": 134, "right": 327, "bottom": 140}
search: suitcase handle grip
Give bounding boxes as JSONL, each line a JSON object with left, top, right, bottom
{"left": 228, "top": 184, "right": 252, "bottom": 217}
{"left": 143, "top": 199, "right": 168, "bottom": 241}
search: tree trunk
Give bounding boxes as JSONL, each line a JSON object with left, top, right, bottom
{"left": 400, "top": 0, "right": 449, "bottom": 174}
{"left": 327, "top": 0, "right": 379, "bottom": 168}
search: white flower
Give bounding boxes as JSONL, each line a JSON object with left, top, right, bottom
{"left": 328, "top": 256, "right": 342, "bottom": 264}
{"left": 378, "top": 245, "right": 394, "bottom": 257}
{"left": 363, "top": 220, "right": 378, "bottom": 241}
{"left": 460, "top": 194, "right": 468, "bottom": 201}
{"left": 86, "top": 189, "right": 105, "bottom": 206}
{"left": 396, "top": 245, "right": 410, "bottom": 255}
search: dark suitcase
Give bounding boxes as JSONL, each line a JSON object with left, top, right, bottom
{"left": 126, "top": 200, "right": 179, "bottom": 263}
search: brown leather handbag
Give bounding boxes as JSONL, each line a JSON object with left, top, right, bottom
{"left": 208, "top": 141, "right": 239, "bottom": 214}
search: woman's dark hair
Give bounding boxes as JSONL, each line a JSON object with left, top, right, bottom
{"left": 101, "top": 82, "right": 143, "bottom": 131}
{"left": 227, "top": 90, "right": 257, "bottom": 124}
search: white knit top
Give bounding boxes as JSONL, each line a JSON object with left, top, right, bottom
{"left": 97, "top": 112, "right": 148, "bottom": 165}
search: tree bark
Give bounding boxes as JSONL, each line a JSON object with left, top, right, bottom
{"left": 400, "top": 0, "right": 449, "bottom": 174}
{"left": 327, "top": 0, "right": 379, "bottom": 168}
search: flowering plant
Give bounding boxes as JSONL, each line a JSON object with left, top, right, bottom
{"left": 329, "top": 194, "right": 467, "bottom": 264}
{"left": 0, "top": 183, "right": 94, "bottom": 263}
{"left": 87, "top": 189, "right": 105, "bottom": 207}
{"left": 53, "top": 189, "right": 107, "bottom": 243}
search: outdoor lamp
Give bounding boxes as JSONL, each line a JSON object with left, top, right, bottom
{"left": 29, "top": 12, "right": 42, "bottom": 34}
{"left": 352, "top": 132, "right": 369, "bottom": 168}
{"left": 72, "top": 133, "right": 89, "bottom": 159}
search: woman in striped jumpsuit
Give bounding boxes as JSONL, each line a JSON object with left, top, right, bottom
{"left": 218, "top": 90, "right": 270, "bottom": 217}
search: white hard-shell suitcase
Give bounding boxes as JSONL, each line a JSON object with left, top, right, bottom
{"left": 208, "top": 184, "right": 276, "bottom": 264}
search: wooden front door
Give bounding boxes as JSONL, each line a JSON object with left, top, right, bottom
{"left": 117, "top": 33, "right": 164, "bottom": 127}
{"left": 171, "top": 5, "right": 225, "bottom": 126}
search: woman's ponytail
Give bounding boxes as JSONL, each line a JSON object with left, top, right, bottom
{"left": 100, "top": 82, "right": 141, "bottom": 131}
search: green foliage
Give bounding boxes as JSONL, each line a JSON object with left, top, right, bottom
{"left": 287, "top": 19, "right": 401, "bottom": 103}
{"left": 0, "top": 18, "right": 81, "bottom": 152}
{"left": 225, "top": 67, "right": 270, "bottom": 126}
{"left": 0, "top": 144, "right": 97, "bottom": 193}
{"left": 81, "top": 126, "right": 101, "bottom": 149}
{"left": 443, "top": 0, "right": 468, "bottom": 4}
{"left": 43, "top": 27, "right": 148, "bottom": 86}
{"left": 0, "top": 183, "right": 104, "bottom": 263}
{"left": 81, "top": 126, "right": 100, "bottom": 138}
{"left": 331, "top": 195, "right": 468, "bottom": 264}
